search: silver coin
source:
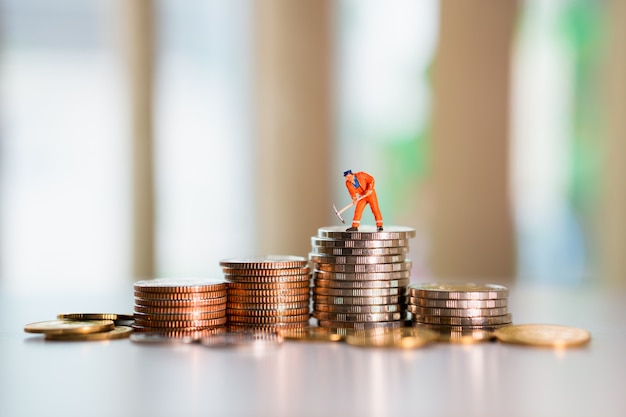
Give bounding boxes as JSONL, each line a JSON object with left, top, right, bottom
{"left": 312, "top": 294, "right": 404, "bottom": 305}
{"left": 314, "top": 270, "right": 411, "bottom": 281}
{"left": 412, "top": 313, "right": 513, "bottom": 326}
{"left": 309, "top": 253, "right": 406, "bottom": 265}
{"left": 407, "top": 283, "right": 509, "bottom": 300}
{"left": 314, "top": 278, "right": 410, "bottom": 289}
{"left": 313, "top": 286, "right": 406, "bottom": 297}
{"left": 409, "top": 297, "right": 508, "bottom": 309}
{"left": 313, "top": 303, "right": 405, "bottom": 314}
{"left": 317, "top": 319, "right": 404, "bottom": 330}
{"left": 316, "top": 260, "right": 412, "bottom": 273}
{"left": 310, "top": 246, "right": 408, "bottom": 256}
{"left": 312, "top": 237, "right": 409, "bottom": 248}
{"left": 407, "top": 305, "right": 509, "bottom": 317}
{"left": 317, "top": 225, "right": 417, "bottom": 240}
{"left": 313, "top": 311, "right": 404, "bottom": 322}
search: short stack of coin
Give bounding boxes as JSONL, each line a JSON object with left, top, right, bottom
{"left": 309, "top": 226, "right": 416, "bottom": 331}
{"left": 133, "top": 278, "right": 227, "bottom": 338}
{"left": 407, "top": 283, "right": 512, "bottom": 340}
{"left": 220, "top": 256, "right": 312, "bottom": 331}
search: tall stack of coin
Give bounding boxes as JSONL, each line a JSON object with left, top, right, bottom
{"left": 220, "top": 256, "right": 311, "bottom": 331}
{"left": 309, "top": 226, "right": 416, "bottom": 331}
{"left": 133, "top": 278, "right": 227, "bottom": 338}
{"left": 407, "top": 283, "right": 512, "bottom": 340}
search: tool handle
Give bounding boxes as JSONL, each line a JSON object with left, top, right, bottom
{"left": 338, "top": 196, "right": 365, "bottom": 215}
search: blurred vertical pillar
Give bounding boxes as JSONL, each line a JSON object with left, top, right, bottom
{"left": 253, "top": 0, "right": 332, "bottom": 256}
{"left": 123, "top": 0, "right": 155, "bottom": 279}
{"left": 431, "top": 0, "right": 517, "bottom": 281}
{"left": 601, "top": 0, "right": 626, "bottom": 285}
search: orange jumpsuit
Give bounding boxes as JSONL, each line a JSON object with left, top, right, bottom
{"left": 345, "top": 172, "right": 383, "bottom": 228}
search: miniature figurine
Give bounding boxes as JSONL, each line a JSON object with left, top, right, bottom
{"left": 342, "top": 169, "right": 383, "bottom": 232}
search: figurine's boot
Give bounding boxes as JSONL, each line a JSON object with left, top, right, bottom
{"left": 346, "top": 227, "right": 358, "bottom": 232}
{"left": 376, "top": 220, "right": 384, "bottom": 232}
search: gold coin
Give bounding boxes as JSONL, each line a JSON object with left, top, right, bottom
{"left": 412, "top": 313, "right": 512, "bottom": 326}
{"left": 133, "top": 278, "right": 226, "bottom": 293}
{"left": 227, "top": 322, "right": 308, "bottom": 331}
{"left": 227, "top": 314, "right": 311, "bottom": 324}
{"left": 345, "top": 327, "right": 439, "bottom": 349}
{"left": 313, "top": 286, "right": 405, "bottom": 297}
{"left": 130, "top": 325, "right": 226, "bottom": 335}
{"left": 133, "top": 289, "right": 227, "bottom": 300}
{"left": 315, "top": 261, "right": 412, "bottom": 273}
{"left": 224, "top": 274, "right": 310, "bottom": 283}
{"left": 133, "top": 310, "right": 226, "bottom": 321}
{"left": 414, "top": 324, "right": 496, "bottom": 343}
{"left": 407, "top": 305, "right": 509, "bottom": 317}
{"left": 223, "top": 267, "right": 310, "bottom": 277}
{"left": 279, "top": 326, "right": 344, "bottom": 342}
{"left": 45, "top": 326, "right": 133, "bottom": 341}
{"left": 409, "top": 297, "right": 508, "bottom": 309}
{"left": 135, "top": 296, "right": 227, "bottom": 308}
{"left": 24, "top": 319, "right": 114, "bottom": 335}
{"left": 227, "top": 287, "right": 311, "bottom": 297}
{"left": 494, "top": 324, "right": 591, "bottom": 348}
{"left": 314, "top": 278, "right": 410, "bottom": 289}
{"left": 226, "top": 307, "right": 310, "bottom": 317}
{"left": 226, "top": 301, "right": 310, "bottom": 311}
{"left": 219, "top": 255, "right": 308, "bottom": 270}
{"left": 226, "top": 281, "right": 310, "bottom": 290}
{"left": 227, "top": 294, "right": 310, "bottom": 304}
{"left": 313, "top": 303, "right": 405, "bottom": 314}
{"left": 57, "top": 313, "right": 134, "bottom": 322}
{"left": 133, "top": 317, "right": 227, "bottom": 328}
{"left": 317, "top": 319, "right": 403, "bottom": 330}
{"left": 312, "top": 311, "right": 403, "bottom": 322}
{"left": 312, "top": 294, "right": 404, "bottom": 305}
{"left": 133, "top": 304, "right": 226, "bottom": 315}
{"left": 407, "top": 283, "right": 509, "bottom": 300}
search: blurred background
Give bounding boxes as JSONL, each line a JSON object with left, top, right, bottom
{"left": 0, "top": 0, "right": 624, "bottom": 295}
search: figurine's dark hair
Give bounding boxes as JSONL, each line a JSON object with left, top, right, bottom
{"left": 343, "top": 170, "right": 352, "bottom": 176}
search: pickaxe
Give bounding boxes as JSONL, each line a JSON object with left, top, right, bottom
{"left": 332, "top": 196, "right": 365, "bottom": 223}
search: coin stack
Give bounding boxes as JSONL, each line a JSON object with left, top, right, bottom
{"left": 220, "top": 256, "right": 312, "bottom": 331}
{"left": 133, "top": 278, "right": 228, "bottom": 338}
{"left": 407, "top": 283, "right": 512, "bottom": 340}
{"left": 309, "top": 226, "right": 416, "bottom": 331}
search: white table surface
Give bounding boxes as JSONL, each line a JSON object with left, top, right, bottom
{"left": 1, "top": 283, "right": 624, "bottom": 417}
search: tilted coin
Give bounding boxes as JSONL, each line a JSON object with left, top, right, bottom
{"left": 315, "top": 261, "right": 412, "bottom": 273}
{"left": 407, "top": 283, "right": 509, "bottom": 300}
{"left": 407, "top": 305, "right": 510, "bottom": 317}
{"left": 494, "top": 324, "right": 591, "bottom": 348}
{"left": 226, "top": 307, "right": 310, "bottom": 317}
{"left": 133, "top": 317, "right": 227, "bottom": 328}
{"left": 45, "top": 326, "right": 133, "bottom": 341}
{"left": 57, "top": 313, "right": 135, "bottom": 322}
{"left": 310, "top": 246, "right": 408, "bottom": 256}
{"left": 309, "top": 253, "right": 406, "bottom": 265}
{"left": 134, "top": 296, "right": 227, "bottom": 308}
{"left": 412, "top": 313, "right": 513, "bottom": 326}
{"left": 317, "top": 225, "right": 417, "bottom": 240}
{"left": 409, "top": 297, "right": 508, "bottom": 309}
{"left": 24, "top": 319, "right": 114, "bottom": 335}
{"left": 317, "top": 320, "right": 403, "bottom": 330}
{"left": 133, "top": 278, "right": 226, "bottom": 293}
{"left": 226, "top": 281, "right": 310, "bottom": 290}
{"left": 314, "top": 270, "right": 411, "bottom": 281}
{"left": 311, "top": 237, "right": 409, "bottom": 248}
{"left": 226, "top": 301, "right": 310, "bottom": 311}
{"left": 312, "top": 311, "right": 403, "bottom": 322}
{"left": 312, "top": 294, "right": 404, "bottom": 305}
{"left": 313, "top": 303, "right": 405, "bottom": 314}
{"left": 279, "top": 326, "right": 344, "bottom": 342}
{"left": 227, "top": 287, "right": 311, "bottom": 297}
{"left": 219, "top": 255, "right": 308, "bottom": 270}
{"left": 227, "top": 294, "right": 310, "bottom": 304}
{"left": 223, "top": 267, "right": 310, "bottom": 277}
{"left": 134, "top": 304, "right": 226, "bottom": 315}
{"left": 199, "top": 330, "right": 283, "bottom": 347}
{"left": 345, "top": 327, "right": 439, "bottom": 349}
{"left": 227, "top": 314, "right": 311, "bottom": 325}
{"left": 134, "top": 290, "right": 227, "bottom": 300}
{"left": 133, "top": 310, "right": 226, "bottom": 321}
{"left": 313, "top": 286, "right": 405, "bottom": 297}
{"left": 314, "top": 278, "right": 410, "bottom": 289}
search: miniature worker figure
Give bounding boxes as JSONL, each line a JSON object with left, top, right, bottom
{"left": 343, "top": 170, "right": 383, "bottom": 232}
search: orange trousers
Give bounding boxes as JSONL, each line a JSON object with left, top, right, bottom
{"left": 352, "top": 190, "right": 383, "bottom": 228}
